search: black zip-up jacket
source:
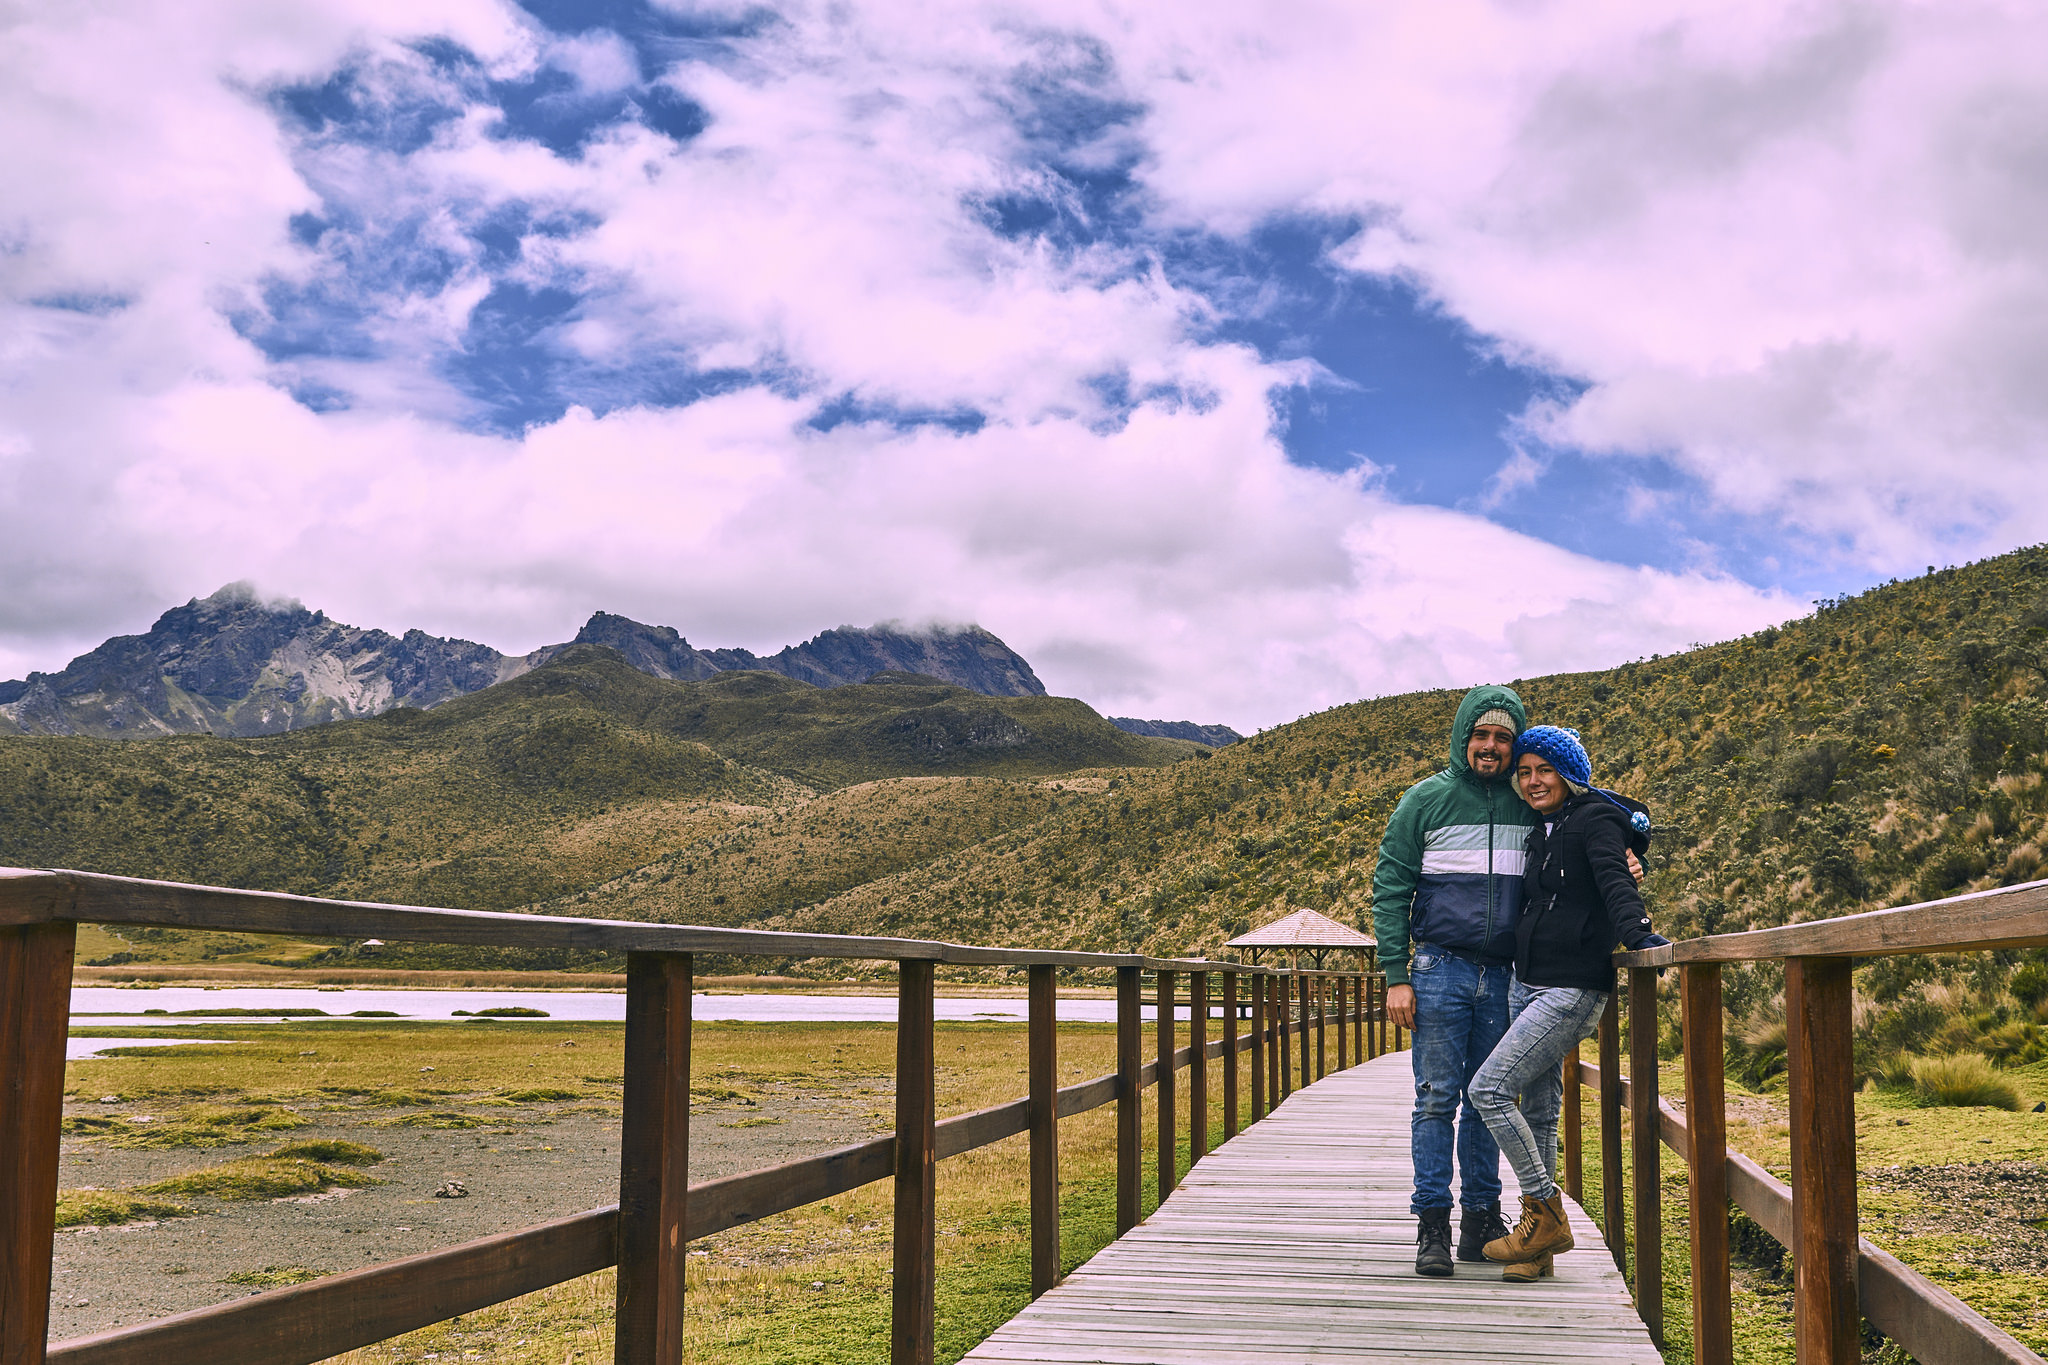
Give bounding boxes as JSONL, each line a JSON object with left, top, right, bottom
{"left": 1515, "top": 791, "right": 1661, "bottom": 990}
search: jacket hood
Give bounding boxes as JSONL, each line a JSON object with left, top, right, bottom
{"left": 1449, "top": 685, "right": 1528, "bottom": 777}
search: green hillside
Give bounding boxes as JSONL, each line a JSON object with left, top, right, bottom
{"left": 0, "top": 648, "right": 1183, "bottom": 923}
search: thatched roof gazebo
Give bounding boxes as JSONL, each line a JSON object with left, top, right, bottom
{"left": 1227, "top": 907, "right": 1377, "bottom": 970}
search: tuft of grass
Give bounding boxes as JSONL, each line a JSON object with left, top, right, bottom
{"left": 222, "top": 1265, "right": 328, "bottom": 1287}
{"left": 375, "top": 1111, "right": 486, "bottom": 1129}
{"left": 54, "top": 1190, "right": 190, "bottom": 1227}
{"left": 268, "top": 1139, "right": 383, "bottom": 1166}
{"left": 139, "top": 1157, "right": 384, "bottom": 1201}
{"left": 497, "top": 1087, "right": 582, "bottom": 1102}
{"left": 363, "top": 1089, "right": 440, "bottom": 1106}
{"left": 1911, "top": 1054, "right": 2025, "bottom": 1110}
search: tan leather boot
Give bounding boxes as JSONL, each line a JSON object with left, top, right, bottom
{"left": 1501, "top": 1252, "right": 1554, "bottom": 1283}
{"left": 1483, "top": 1194, "right": 1575, "bottom": 1262}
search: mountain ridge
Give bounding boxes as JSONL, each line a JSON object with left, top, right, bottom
{"left": 0, "top": 586, "right": 1051, "bottom": 739}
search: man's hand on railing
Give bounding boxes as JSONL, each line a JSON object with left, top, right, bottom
{"left": 1387, "top": 983, "right": 1415, "bottom": 1029}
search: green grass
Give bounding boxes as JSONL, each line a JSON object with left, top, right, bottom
{"left": 222, "top": 1265, "right": 327, "bottom": 1287}
{"left": 268, "top": 1139, "right": 383, "bottom": 1165}
{"left": 53, "top": 1190, "right": 190, "bottom": 1228}
{"left": 138, "top": 1156, "right": 384, "bottom": 1201}
{"left": 1911, "top": 1053, "right": 2026, "bottom": 1109}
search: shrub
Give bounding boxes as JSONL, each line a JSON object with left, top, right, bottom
{"left": 1909, "top": 1054, "right": 2024, "bottom": 1110}
{"left": 2012, "top": 963, "right": 2048, "bottom": 1010}
{"left": 1727, "top": 1017, "right": 1789, "bottom": 1089}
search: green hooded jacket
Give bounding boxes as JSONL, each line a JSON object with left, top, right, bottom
{"left": 1369, "top": 685, "right": 1535, "bottom": 986}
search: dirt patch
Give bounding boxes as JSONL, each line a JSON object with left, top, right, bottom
{"left": 1862, "top": 1160, "right": 2048, "bottom": 1275}
{"left": 48, "top": 1084, "right": 883, "bottom": 1342}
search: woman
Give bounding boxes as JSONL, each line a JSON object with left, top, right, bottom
{"left": 1467, "top": 724, "right": 1668, "bottom": 1281}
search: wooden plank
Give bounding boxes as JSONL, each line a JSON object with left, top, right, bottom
{"left": 1786, "top": 956, "right": 1857, "bottom": 1365}
{"left": 894, "top": 960, "right": 938, "bottom": 1365}
{"left": 1614, "top": 877, "right": 2048, "bottom": 965}
{"left": 961, "top": 1052, "right": 1663, "bottom": 1365}
{"left": 1626, "top": 967, "right": 1662, "bottom": 1345}
{"left": 1029, "top": 965, "right": 1059, "bottom": 1298}
{"left": 1222, "top": 972, "right": 1240, "bottom": 1138}
{"left": 1117, "top": 965, "right": 1142, "bottom": 1234}
{"left": 1, "top": 920, "right": 73, "bottom": 1365}
{"left": 1248, "top": 971, "right": 1265, "bottom": 1123}
{"left": 1682, "top": 964, "right": 1733, "bottom": 1365}
{"left": 1158, "top": 970, "right": 1178, "bottom": 1201}
{"left": 1336, "top": 975, "right": 1349, "bottom": 1071}
{"left": 47, "top": 1207, "right": 617, "bottom": 1365}
{"left": 1599, "top": 991, "right": 1626, "bottom": 1278}
{"left": 1315, "top": 975, "right": 1327, "bottom": 1080}
{"left": 1267, "top": 975, "right": 1282, "bottom": 1110}
{"left": 615, "top": 952, "right": 691, "bottom": 1364}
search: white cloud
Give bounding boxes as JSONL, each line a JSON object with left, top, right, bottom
{"left": 1, "top": 0, "right": 1840, "bottom": 727}
{"left": 1112, "top": 0, "right": 2048, "bottom": 567}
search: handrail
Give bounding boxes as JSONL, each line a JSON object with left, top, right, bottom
{"left": 1582, "top": 876, "right": 2048, "bottom": 1365}
{"left": 0, "top": 868, "right": 1389, "bottom": 1365}
{"left": 1614, "top": 877, "right": 2048, "bottom": 965}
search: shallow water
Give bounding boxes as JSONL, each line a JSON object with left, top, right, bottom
{"left": 66, "top": 986, "right": 1215, "bottom": 1025}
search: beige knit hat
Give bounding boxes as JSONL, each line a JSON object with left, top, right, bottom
{"left": 1471, "top": 708, "right": 1519, "bottom": 736}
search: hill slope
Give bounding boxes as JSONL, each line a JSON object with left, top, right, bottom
{"left": 0, "top": 648, "right": 1183, "bottom": 915}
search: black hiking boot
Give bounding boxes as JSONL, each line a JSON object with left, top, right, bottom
{"left": 1415, "top": 1207, "right": 1454, "bottom": 1277}
{"left": 1457, "top": 1201, "right": 1507, "bottom": 1262}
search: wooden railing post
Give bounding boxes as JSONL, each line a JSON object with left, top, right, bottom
{"left": 1337, "top": 974, "right": 1349, "bottom": 1071}
{"left": 1682, "top": 964, "right": 1733, "bottom": 1365}
{"left": 892, "top": 959, "right": 938, "bottom": 1365}
{"left": 1028, "top": 964, "right": 1059, "bottom": 1299}
{"left": 1599, "top": 989, "right": 1627, "bottom": 1277}
{"left": 1314, "top": 974, "right": 1327, "bottom": 1079}
{"left": 1222, "top": 971, "right": 1240, "bottom": 1140}
{"left": 1787, "top": 956, "right": 1858, "bottom": 1365}
{"left": 2, "top": 920, "right": 75, "bottom": 1365}
{"left": 615, "top": 951, "right": 692, "bottom": 1365}
{"left": 1189, "top": 971, "right": 1209, "bottom": 1165}
{"left": 1299, "top": 972, "right": 1313, "bottom": 1091}
{"left": 1156, "top": 970, "right": 1178, "bottom": 1202}
{"left": 1267, "top": 974, "right": 1281, "bottom": 1110}
{"left": 1628, "top": 966, "right": 1664, "bottom": 1345}
{"left": 1278, "top": 972, "right": 1293, "bottom": 1099}
{"left": 1563, "top": 1047, "right": 1583, "bottom": 1204}
{"left": 1249, "top": 971, "right": 1266, "bottom": 1123}
{"left": 1353, "top": 975, "right": 1364, "bottom": 1065}
{"left": 1116, "top": 965, "right": 1141, "bottom": 1234}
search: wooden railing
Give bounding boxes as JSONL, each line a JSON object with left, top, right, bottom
{"left": 1575, "top": 878, "right": 2048, "bottom": 1365}
{"left": 0, "top": 868, "right": 1390, "bottom": 1365}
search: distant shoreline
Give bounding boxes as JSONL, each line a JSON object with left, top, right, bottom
{"left": 71, "top": 964, "right": 1118, "bottom": 997}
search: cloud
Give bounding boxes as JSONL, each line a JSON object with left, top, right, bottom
{"left": 2, "top": 0, "right": 1841, "bottom": 725}
{"left": 1115, "top": 0, "right": 2048, "bottom": 567}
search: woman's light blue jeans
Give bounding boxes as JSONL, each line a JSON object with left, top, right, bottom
{"left": 1468, "top": 977, "right": 1609, "bottom": 1203}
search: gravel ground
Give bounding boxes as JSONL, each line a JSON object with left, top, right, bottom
{"left": 48, "top": 1085, "right": 881, "bottom": 1342}
{"left": 1862, "top": 1160, "right": 2048, "bottom": 1275}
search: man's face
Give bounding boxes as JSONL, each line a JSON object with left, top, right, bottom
{"left": 1466, "top": 723, "right": 1515, "bottom": 776}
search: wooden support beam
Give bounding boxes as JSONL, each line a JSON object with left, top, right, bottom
{"left": 1337, "top": 975, "right": 1349, "bottom": 1071}
{"left": 1627, "top": 967, "right": 1663, "bottom": 1346}
{"left": 1189, "top": 971, "right": 1209, "bottom": 1165}
{"left": 1028, "top": 965, "right": 1059, "bottom": 1299}
{"left": 1278, "top": 973, "right": 1293, "bottom": 1099}
{"left": 1599, "top": 990, "right": 1627, "bottom": 1278}
{"left": 1787, "top": 956, "right": 1858, "bottom": 1365}
{"left": 1299, "top": 974, "right": 1313, "bottom": 1092}
{"left": 1563, "top": 1048, "right": 1583, "bottom": 1204}
{"left": 1115, "top": 965, "right": 1141, "bottom": 1235}
{"left": 1222, "top": 972, "right": 1240, "bottom": 1139}
{"left": 1315, "top": 975, "right": 1327, "bottom": 1080}
{"left": 1248, "top": 970, "right": 1265, "bottom": 1124}
{"left": 615, "top": 952, "right": 692, "bottom": 1365}
{"left": 1682, "top": 964, "right": 1733, "bottom": 1365}
{"left": 1156, "top": 970, "right": 1178, "bottom": 1201}
{"left": 1, "top": 920, "right": 74, "bottom": 1365}
{"left": 892, "top": 960, "right": 937, "bottom": 1365}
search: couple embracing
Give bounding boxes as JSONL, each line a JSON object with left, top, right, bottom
{"left": 1369, "top": 685, "right": 1670, "bottom": 1282}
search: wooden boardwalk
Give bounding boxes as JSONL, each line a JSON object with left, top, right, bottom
{"left": 965, "top": 1051, "right": 1662, "bottom": 1365}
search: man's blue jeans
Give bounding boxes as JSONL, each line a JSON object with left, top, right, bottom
{"left": 1407, "top": 944, "right": 1511, "bottom": 1214}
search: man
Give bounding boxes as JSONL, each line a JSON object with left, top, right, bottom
{"left": 1371, "top": 685, "right": 1531, "bottom": 1276}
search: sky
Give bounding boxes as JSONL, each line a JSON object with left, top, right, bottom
{"left": 4, "top": 0, "right": 2046, "bottom": 730}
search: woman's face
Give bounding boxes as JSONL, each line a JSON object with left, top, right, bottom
{"left": 1516, "top": 753, "right": 1568, "bottom": 814}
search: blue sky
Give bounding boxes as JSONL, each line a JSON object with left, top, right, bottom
{"left": 2, "top": 0, "right": 2041, "bottom": 724}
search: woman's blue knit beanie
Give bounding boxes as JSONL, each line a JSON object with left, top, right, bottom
{"left": 1515, "top": 724, "right": 1653, "bottom": 834}
{"left": 1515, "top": 725, "right": 1592, "bottom": 786}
